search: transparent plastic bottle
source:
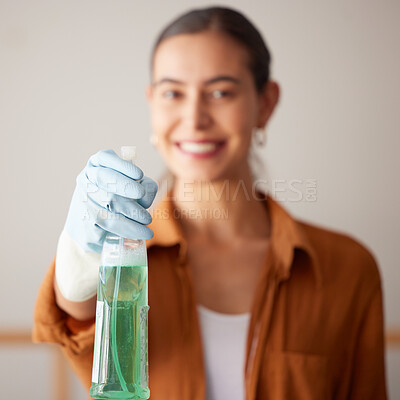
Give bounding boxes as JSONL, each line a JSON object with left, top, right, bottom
{"left": 90, "top": 147, "right": 150, "bottom": 400}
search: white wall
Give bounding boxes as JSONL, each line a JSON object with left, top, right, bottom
{"left": 0, "top": 0, "right": 398, "bottom": 398}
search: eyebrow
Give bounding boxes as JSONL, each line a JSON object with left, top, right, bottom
{"left": 152, "top": 75, "right": 241, "bottom": 87}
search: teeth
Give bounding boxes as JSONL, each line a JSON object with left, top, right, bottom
{"left": 179, "top": 142, "right": 219, "bottom": 154}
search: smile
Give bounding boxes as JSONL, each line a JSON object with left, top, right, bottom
{"left": 175, "top": 140, "right": 226, "bottom": 158}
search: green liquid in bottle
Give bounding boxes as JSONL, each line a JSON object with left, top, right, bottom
{"left": 90, "top": 265, "right": 149, "bottom": 399}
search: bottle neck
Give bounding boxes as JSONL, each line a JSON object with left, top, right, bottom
{"left": 105, "top": 233, "right": 145, "bottom": 245}
{"left": 102, "top": 234, "right": 147, "bottom": 267}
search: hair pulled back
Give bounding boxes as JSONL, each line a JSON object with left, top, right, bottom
{"left": 150, "top": 6, "right": 271, "bottom": 93}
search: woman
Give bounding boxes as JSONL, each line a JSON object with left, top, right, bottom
{"left": 33, "top": 6, "right": 387, "bottom": 400}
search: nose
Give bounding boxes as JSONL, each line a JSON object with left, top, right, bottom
{"left": 183, "top": 91, "right": 212, "bottom": 130}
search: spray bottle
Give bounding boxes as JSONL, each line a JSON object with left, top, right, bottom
{"left": 90, "top": 146, "right": 150, "bottom": 399}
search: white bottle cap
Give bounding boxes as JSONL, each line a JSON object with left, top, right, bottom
{"left": 121, "top": 146, "right": 136, "bottom": 163}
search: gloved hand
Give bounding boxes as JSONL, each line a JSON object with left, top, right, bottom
{"left": 55, "top": 149, "right": 158, "bottom": 302}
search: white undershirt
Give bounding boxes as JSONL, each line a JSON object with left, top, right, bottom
{"left": 197, "top": 305, "right": 251, "bottom": 400}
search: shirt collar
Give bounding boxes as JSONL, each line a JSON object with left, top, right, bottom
{"left": 266, "top": 195, "right": 322, "bottom": 287}
{"left": 147, "top": 191, "right": 322, "bottom": 287}
{"left": 147, "top": 192, "right": 185, "bottom": 248}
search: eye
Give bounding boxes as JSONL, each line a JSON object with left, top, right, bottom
{"left": 210, "top": 90, "right": 232, "bottom": 99}
{"left": 162, "top": 90, "right": 182, "bottom": 99}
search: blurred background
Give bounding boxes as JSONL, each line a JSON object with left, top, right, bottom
{"left": 0, "top": 0, "right": 399, "bottom": 398}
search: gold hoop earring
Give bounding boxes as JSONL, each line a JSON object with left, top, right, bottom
{"left": 253, "top": 127, "right": 267, "bottom": 147}
{"left": 150, "top": 134, "right": 159, "bottom": 147}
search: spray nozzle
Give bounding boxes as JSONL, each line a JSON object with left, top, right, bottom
{"left": 121, "top": 146, "right": 136, "bottom": 163}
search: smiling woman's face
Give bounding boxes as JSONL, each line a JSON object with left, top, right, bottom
{"left": 147, "top": 30, "right": 271, "bottom": 182}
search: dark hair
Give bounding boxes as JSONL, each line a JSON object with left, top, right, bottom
{"left": 150, "top": 6, "right": 271, "bottom": 93}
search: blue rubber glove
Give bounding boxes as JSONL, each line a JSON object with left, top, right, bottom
{"left": 66, "top": 149, "right": 157, "bottom": 252}
{"left": 56, "top": 149, "right": 158, "bottom": 301}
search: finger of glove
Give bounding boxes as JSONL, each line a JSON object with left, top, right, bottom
{"left": 89, "top": 149, "right": 143, "bottom": 180}
{"left": 136, "top": 176, "right": 158, "bottom": 209}
{"left": 95, "top": 209, "right": 154, "bottom": 240}
{"left": 87, "top": 190, "right": 152, "bottom": 225}
{"left": 85, "top": 165, "right": 145, "bottom": 199}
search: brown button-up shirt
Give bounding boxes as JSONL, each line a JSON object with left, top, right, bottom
{"left": 33, "top": 193, "right": 387, "bottom": 399}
